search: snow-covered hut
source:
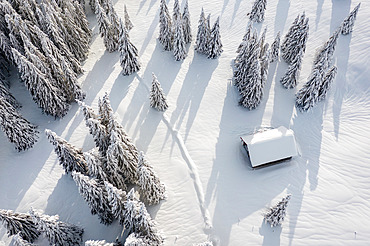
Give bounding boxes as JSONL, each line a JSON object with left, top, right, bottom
{"left": 240, "top": 126, "right": 298, "bottom": 168}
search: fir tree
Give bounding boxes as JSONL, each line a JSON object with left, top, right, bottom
{"left": 341, "top": 3, "right": 361, "bottom": 35}
{"left": 137, "top": 151, "right": 166, "bottom": 205}
{"left": 207, "top": 17, "right": 223, "bottom": 59}
{"left": 134, "top": 203, "right": 163, "bottom": 245}
{"left": 0, "top": 99, "right": 38, "bottom": 151}
{"left": 106, "top": 0, "right": 120, "bottom": 51}
{"left": 45, "top": 129, "right": 88, "bottom": 174}
{"left": 119, "top": 20, "right": 141, "bottom": 75}
{"left": 280, "top": 49, "right": 303, "bottom": 89}
{"left": 318, "top": 66, "right": 337, "bottom": 101}
{"left": 173, "top": 18, "right": 187, "bottom": 61}
{"left": 105, "top": 181, "right": 127, "bottom": 225}
{"left": 86, "top": 118, "right": 110, "bottom": 156}
{"left": 182, "top": 0, "right": 192, "bottom": 44}
{"left": 124, "top": 4, "right": 134, "bottom": 31}
{"left": 29, "top": 208, "right": 84, "bottom": 246}
{"left": 78, "top": 100, "right": 99, "bottom": 121}
{"left": 0, "top": 79, "right": 20, "bottom": 108}
{"left": 205, "top": 14, "right": 211, "bottom": 52}
{"left": 269, "top": 31, "right": 280, "bottom": 63}
{"left": 295, "top": 68, "right": 322, "bottom": 112}
{"left": 249, "top": 0, "right": 267, "bottom": 23}
{"left": 0, "top": 209, "right": 40, "bottom": 243}
{"left": 239, "top": 59, "right": 263, "bottom": 110}
{"left": 84, "top": 150, "right": 109, "bottom": 182}
{"left": 95, "top": 0, "right": 116, "bottom": 52}
{"left": 236, "top": 22, "right": 252, "bottom": 53}
{"left": 72, "top": 171, "right": 114, "bottom": 225}
{"left": 172, "top": 0, "right": 181, "bottom": 22}
{"left": 85, "top": 240, "right": 115, "bottom": 246}
{"left": 195, "top": 8, "right": 207, "bottom": 54}
{"left": 150, "top": 73, "right": 169, "bottom": 111}
{"left": 158, "top": 0, "right": 173, "bottom": 51}
{"left": 122, "top": 189, "right": 140, "bottom": 233}
{"left": 264, "top": 194, "right": 291, "bottom": 227}
{"left": 124, "top": 233, "right": 147, "bottom": 246}
{"left": 11, "top": 233, "right": 35, "bottom": 246}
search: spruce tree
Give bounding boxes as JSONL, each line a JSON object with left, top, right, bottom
{"left": 78, "top": 100, "right": 99, "bottom": 121}
{"left": 86, "top": 118, "right": 110, "bottom": 156}
{"left": 158, "top": 0, "right": 173, "bottom": 51}
{"left": 137, "top": 151, "right": 166, "bottom": 205}
{"left": 269, "top": 31, "right": 280, "bottom": 63}
{"left": 124, "top": 4, "right": 134, "bottom": 31}
{"left": 0, "top": 209, "right": 40, "bottom": 243}
{"left": 119, "top": 20, "right": 140, "bottom": 75}
{"left": 11, "top": 233, "right": 36, "bottom": 246}
{"left": 205, "top": 14, "right": 211, "bottom": 53}
{"left": 318, "top": 66, "right": 337, "bottom": 102}
{"left": 95, "top": 0, "right": 116, "bottom": 52}
{"left": 105, "top": 181, "right": 127, "bottom": 226}
{"left": 239, "top": 59, "right": 263, "bottom": 110}
{"left": 122, "top": 189, "right": 140, "bottom": 233}
{"left": 0, "top": 80, "right": 20, "bottom": 108}
{"left": 85, "top": 240, "right": 115, "bottom": 246}
{"left": 341, "top": 3, "right": 361, "bottom": 35}
{"left": 182, "top": 0, "right": 192, "bottom": 44}
{"left": 106, "top": 0, "right": 120, "bottom": 51}
{"left": 280, "top": 49, "right": 303, "bottom": 89}
{"left": 249, "top": 0, "right": 267, "bottom": 23}
{"left": 45, "top": 129, "right": 88, "bottom": 175}
{"left": 29, "top": 208, "right": 84, "bottom": 246}
{"left": 207, "top": 17, "right": 223, "bottom": 59}
{"left": 72, "top": 171, "right": 114, "bottom": 225}
{"left": 195, "top": 8, "right": 207, "bottom": 54}
{"left": 150, "top": 73, "right": 169, "bottom": 111}
{"left": 124, "top": 233, "right": 147, "bottom": 246}
{"left": 173, "top": 18, "right": 187, "bottom": 61}
{"left": 84, "top": 151, "right": 109, "bottom": 182}
{"left": 134, "top": 202, "right": 163, "bottom": 245}
{"left": 0, "top": 99, "right": 38, "bottom": 151}
{"left": 264, "top": 194, "right": 291, "bottom": 227}
{"left": 172, "top": 0, "right": 181, "bottom": 23}
{"left": 236, "top": 22, "right": 252, "bottom": 53}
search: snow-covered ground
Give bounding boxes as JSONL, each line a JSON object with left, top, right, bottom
{"left": 1, "top": 0, "right": 370, "bottom": 245}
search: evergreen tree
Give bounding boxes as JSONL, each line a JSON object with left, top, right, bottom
{"left": 264, "top": 194, "right": 291, "bottom": 227}
{"left": 150, "top": 73, "right": 168, "bottom": 111}
{"left": 182, "top": 0, "right": 192, "bottom": 44}
{"left": 84, "top": 150, "right": 109, "bottom": 182}
{"left": 122, "top": 189, "right": 140, "bottom": 233}
{"left": 193, "top": 242, "right": 213, "bottom": 246}
{"left": 280, "top": 49, "right": 303, "bottom": 89}
{"left": 45, "top": 129, "right": 88, "bottom": 174}
{"left": 341, "top": 3, "right": 361, "bottom": 35}
{"left": 11, "top": 233, "right": 36, "bottom": 246}
{"left": 172, "top": 0, "right": 181, "bottom": 22}
{"left": 195, "top": 8, "right": 207, "bottom": 54}
{"left": 11, "top": 48, "right": 70, "bottom": 118}
{"left": 124, "top": 4, "right": 134, "bottom": 31}
{"left": 158, "top": 0, "right": 173, "bottom": 51}
{"left": 86, "top": 118, "right": 110, "bottom": 156}
{"left": 0, "top": 99, "right": 38, "bottom": 151}
{"left": 318, "top": 66, "right": 337, "bottom": 102}
{"left": 295, "top": 68, "right": 322, "bottom": 112}
{"left": 72, "top": 171, "right": 114, "bottom": 225}
{"left": 119, "top": 20, "right": 140, "bottom": 75}
{"left": 207, "top": 17, "right": 223, "bottom": 59}
{"left": 269, "top": 31, "right": 280, "bottom": 63}
{"left": 0, "top": 209, "right": 40, "bottom": 243}
{"left": 105, "top": 181, "right": 127, "bottom": 225}
{"left": 260, "top": 45, "right": 269, "bottom": 87}
{"left": 236, "top": 22, "right": 252, "bottom": 53}
{"left": 85, "top": 240, "right": 115, "bottom": 246}
{"left": 239, "top": 59, "right": 263, "bottom": 110}
{"left": 137, "top": 151, "right": 166, "bottom": 205}
{"left": 95, "top": 0, "right": 116, "bottom": 52}
{"left": 249, "top": 0, "right": 266, "bottom": 23}
{"left": 173, "top": 18, "right": 187, "bottom": 61}
{"left": 106, "top": 0, "right": 120, "bottom": 51}
{"left": 78, "top": 100, "right": 99, "bottom": 121}
{"left": 124, "top": 233, "right": 147, "bottom": 246}
{"left": 205, "top": 14, "right": 211, "bottom": 53}
{"left": 0, "top": 81, "right": 21, "bottom": 109}
{"left": 29, "top": 208, "right": 84, "bottom": 246}
{"left": 134, "top": 203, "right": 163, "bottom": 245}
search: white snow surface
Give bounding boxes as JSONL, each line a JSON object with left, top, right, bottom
{"left": 1, "top": 0, "right": 370, "bottom": 245}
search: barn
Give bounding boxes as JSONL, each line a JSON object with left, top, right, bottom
{"left": 240, "top": 126, "right": 299, "bottom": 168}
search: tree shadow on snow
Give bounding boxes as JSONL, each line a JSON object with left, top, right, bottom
{"left": 259, "top": 220, "right": 282, "bottom": 246}
{"left": 273, "top": 0, "right": 290, "bottom": 35}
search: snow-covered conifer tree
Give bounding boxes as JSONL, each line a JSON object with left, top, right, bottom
{"left": 207, "top": 17, "right": 223, "bottom": 59}
{"left": 318, "top": 66, "right": 337, "bottom": 102}
{"left": 119, "top": 20, "right": 141, "bottom": 75}
{"left": 78, "top": 101, "right": 99, "bottom": 121}
{"left": 0, "top": 209, "right": 40, "bottom": 243}
{"left": 173, "top": 0, "right": 181, "bottom": 22}
{"left": 11, "top": 233, "right": 35, "bottom": 246}
{"left": 280, "top": 49, "right": 303, "bottom": 89}
{"left": 195, "top": 8, "right": 208, "bottom": 54}
{"left": 137, "top": 151, "right": 166, "bottom": 205}
{"left": 260, "top": 45, "right": 269, "bottom": 87}
{"left": 236, "top": 22, "right": 252, "bottom": 53}
{"left": 29, "top": 208, "right": 84, "bottom": 246}
{"left": 239, "top": 58, "right": 263, "bottom": 110}
{"left": 124, "top": 4, "right": 134, "bottom": 31}
{"left": 269, "top": 32, "right": 280, "bottom": 63}
{"left": 150, "top": 73, "right": 168, "bottom": 111}
{"left": 0, "top": 78, "right": 20, "bottom": 109}
{"left": 0, "top": 99, "right": 38, "bottom": 151}
{"left": 193, "top": 242, "right": 213, "bottom": 246}
{"left": 45, "top": 129, "right": 88, "bottom": 174}
{"left": 182, "top": 0, "right": 192, "bottom": 44}
{"left": 249, "top": 0, "right": 267, "bottom": 23}
{"left": 341, "top": 3, "right": 361, "bottom": 35}
{"left": 106, "top": 0, "right": 120, "bottom": 51}
{"left": 158, "top": 0, "right": 173, "bottom": 51}
{"left": 122, "top": 189, "right": 140, "bottom": 233}
{"left": 72, "top": 172, "right": 114, "bottom": 225}
{"left": 264, "top": 194, "right": 291, "bottom": 227}
{"left": 105, "top": 182, "right": 127, "bottom": 225}
{"left": 124, "top": 233, "right": 147, "bottom": 246}
{"left": 84, "top": 151, "right": 108, "bottom": 182}
{"left": 134, "top": 203, "right": 163, "bottom": 245}
{"left": 95, "top": 0, "right": 116, "bottom": 52}
{"left": 86, "top": 118, "right": 110, "bottom": 156}
{"left": 295, "top": 68, "right": 321, "bottom": 112}
{"left": 85, "top": 240, "right": 115, "bottom": 246}
{"left": 173, "top": 18, "right": 187, "bottom": 61}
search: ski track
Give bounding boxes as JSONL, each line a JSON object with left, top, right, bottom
{"left": 136, "top": 75, "right": 213, "bottom": 231}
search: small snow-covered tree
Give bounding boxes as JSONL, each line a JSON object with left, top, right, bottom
{"left": 29, "top": 208, "right": 84, "bottom": 246}
{"left": 134, "top": 203, "right": 163, "bottom": 245}
{"left": 0, "top": 99, "right": 38, "bottom": 151}
{"left": 341, "top": 3, "right": 361, "bottom": 35}
{"left": 158, "top": 0, "right": 173, "bottom": 51}
{"left": 295, "top": 68, "right": 321, "bottom": 111}
{"left": 137, "top": 151, "right": 166, "bottom": 205}
{"left": 318, "top": 65, "right": 337, "bottom": 102}
{"left": 173, "top": 18, "right": 187, "bottom": 61}
{"left": 269, "top": 31, "right": 280, "bottom": 63}
{"left": 172, "top": 0, "right": 181, "bottom": 22}
{"left": 45, "top": 129, "right": 88, "bottom": 174}
{"left": 0, "top": 209, "right": 40, "bottom": 243}
{"left": 195, "top": 8, "right": 208, "bottom": 54}
{"left": 124, "top": 233, "right": 147, "bottom": 246}
{"left": 105, "top": 181, "right": 127, "bottom": 225}
{"left": 124, "top": 4, "right": 134, "bottom": 31}
{"left": 207, "top": 17, "right": 223, "bottom": 59}
{"left": 264, "top": 194, "right": 291, "bottom": 227}
{"left": 119, "top": 20, "right": 140, "bottom": 75}
{"left": 72, "top": 171, "right": 114, "bottom": 225}
{"left": 150, "top": 73, "right": 168, "bottom": 111}
{"left": 122, "top": 189, "right": 140, "bottom": 233}
{"left": 182, "top": 0, "right": 192, "bottom": 44}
{"left": 280, "top": 49, "right": 303, "bottom": 89}
{"left": 249, "top": 0, "right": 267, "bottom": 23}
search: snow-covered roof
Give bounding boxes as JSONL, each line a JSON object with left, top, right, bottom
{"left": 240, "top": 126, "right": 298, "bottom": 167}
